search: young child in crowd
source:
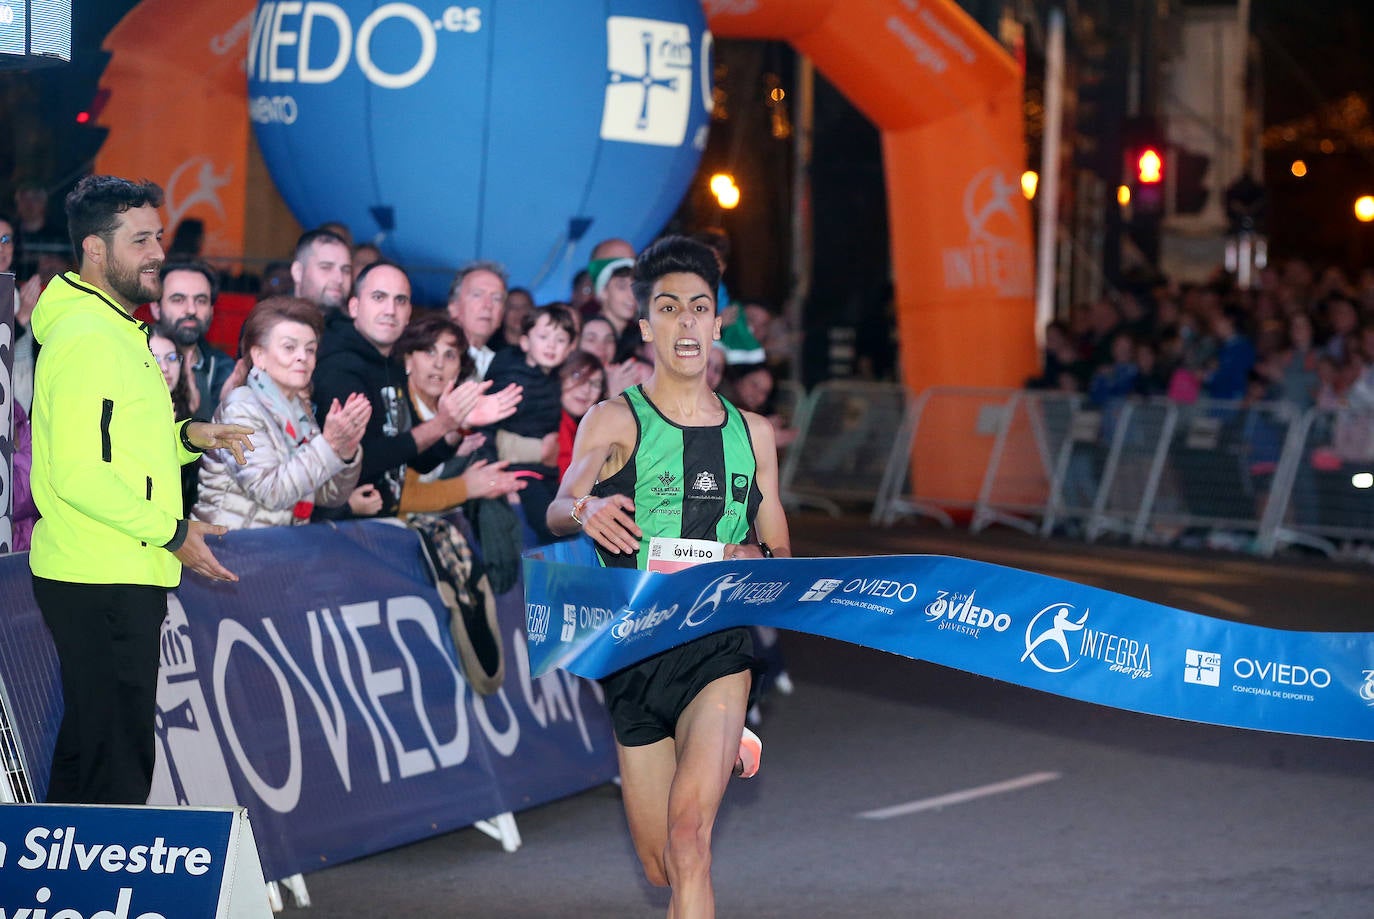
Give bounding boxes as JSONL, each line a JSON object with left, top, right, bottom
{"left": 485, "top": 304, "right": 578, "bottom": 542}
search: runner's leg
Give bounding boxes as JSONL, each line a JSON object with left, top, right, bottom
{"left": 662, "top": 670, "right": 751, "bottom": 919}
{"left": 618, "top": 736, "right": 678, "bottom": 888}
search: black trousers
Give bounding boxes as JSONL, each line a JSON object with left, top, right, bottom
{"left": 32, "top": 576, "right": 168, "bottom": 805}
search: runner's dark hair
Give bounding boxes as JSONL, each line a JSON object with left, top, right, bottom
{"left": 631, "top": 235, "right": 720, "bottom": 318}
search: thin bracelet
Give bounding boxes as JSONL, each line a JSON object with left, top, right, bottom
{"left": 570, "top": 494, "right": 593, "bottom": 526}
{"left": 757, "top": 541, "right": 774, "bottom": 558}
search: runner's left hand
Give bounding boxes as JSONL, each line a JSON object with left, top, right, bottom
{"left": 724, "top": 543, "right": 766, "bottom": 560}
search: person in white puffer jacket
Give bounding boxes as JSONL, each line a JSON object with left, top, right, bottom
{"left": 194, "top": 296, "right": 371, "bottom": 528}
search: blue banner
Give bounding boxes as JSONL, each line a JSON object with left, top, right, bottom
{"left": 523, "top": 541, "right": 1374, "bottom": 742}
{"left": 0, "top": 804, "right": 235, "bottom": 919}
{"left": 0, "top": 521, "right": 618, "bottom": 883}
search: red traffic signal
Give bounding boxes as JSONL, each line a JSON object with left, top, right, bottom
{"left": 1137, "top": 148, "right": 1163, "bottom": 185}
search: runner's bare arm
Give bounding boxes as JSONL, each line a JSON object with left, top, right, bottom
{"left": 547, "top": 400, "right": 642, "bottom": 553}
{"left": 726, "top": 412, "right": 791, "bottom": 559}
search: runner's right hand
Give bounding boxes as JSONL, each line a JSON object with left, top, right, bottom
{"left": 583, "top": 494, "right": 641, "bottom": 555}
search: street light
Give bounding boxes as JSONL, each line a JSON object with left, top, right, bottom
{"left": 710, "top": 172, "right": 740, "bottom": 209}
{"left": 1290, "top": 160, "right": 1307, "bottom": 178}
{"left": 1356, "top": 195, "right": 1374, "bottom": 223}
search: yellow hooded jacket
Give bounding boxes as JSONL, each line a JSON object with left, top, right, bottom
{"left": 28, "top": 272, "right": 201, "bottom": 587}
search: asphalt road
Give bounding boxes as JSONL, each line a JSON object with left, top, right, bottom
{"left": 297, "top": 515, "right": 1374, "bottom": 918}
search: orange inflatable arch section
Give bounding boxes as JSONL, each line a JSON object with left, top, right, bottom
{"left": 707, "top": 0, "right": 1038, "bottom": 508}
{"left": 707, "top": 0, "right": 1036, "bottom": 393}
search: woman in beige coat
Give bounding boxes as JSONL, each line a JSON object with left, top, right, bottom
{"left": 194, "top": 297, "right": 369, "bottom": 528}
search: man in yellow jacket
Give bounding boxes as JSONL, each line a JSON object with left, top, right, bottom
{"left": 28, "top": 174, "right": 254, "bottom": 804}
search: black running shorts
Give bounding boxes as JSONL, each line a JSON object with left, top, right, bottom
{"left": 599, "top": 627, "right": 755, "bottom": 747}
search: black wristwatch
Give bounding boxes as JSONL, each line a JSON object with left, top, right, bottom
{"left": 757, "top": 541, "right": 774, "bottom": 559}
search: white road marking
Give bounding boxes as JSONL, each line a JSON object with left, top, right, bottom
{"left": 857, "top": 771, "right": 1062, "bottom": 820}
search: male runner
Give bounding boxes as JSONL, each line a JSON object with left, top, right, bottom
{"left": 548, "top": 236, "right": 790, "bottom": 918}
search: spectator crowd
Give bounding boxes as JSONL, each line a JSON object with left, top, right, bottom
{"left": 1025, "top": 262, "right": 1374, "bottom": 554}
{"left": 1028, "top": 262, "right": 1374, "bottom": 418}
{"left": 4, "top": 195, "right": 801, "bottom": 568}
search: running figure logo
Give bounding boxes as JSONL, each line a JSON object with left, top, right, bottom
{"left": 1021, "top": 603, "right": 1089, "bottom": 673}
{"left": 601, "top": 16, "right": 693, "bottom": 147}
{"left": 681, "top": 571, "right": 750, "bottom": 629}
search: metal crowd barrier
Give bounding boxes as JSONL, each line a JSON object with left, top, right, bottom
{"left": 1082, "top": 399, "right": 1177, "bottom": 543}
{"left": 972, "top": 390, "right": 1072, "bottom": 535}
{"left": 872, "top": 387, "right": 1023, "bottom": 529}
{"left": 1256, "top": 405, "right": 1374, "bottom": 556}
{"left": 1128, "top": 398, "right": 1305, "bottom": 548}
{"left": 864, "top": 385, "right": 1374, "bottom": 559}
{"left": 780, "top": 380, "right": 909, "bottom": 517}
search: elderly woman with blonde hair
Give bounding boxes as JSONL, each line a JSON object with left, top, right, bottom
{"left": 195, "top": 296, "right": 370, "bottom": 528}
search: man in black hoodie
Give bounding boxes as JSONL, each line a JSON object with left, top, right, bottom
{"left": 312, "top": 260, "right": 521, "bottom": 517}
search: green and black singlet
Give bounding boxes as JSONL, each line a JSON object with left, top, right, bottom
{"left": 591, "top": 384, "right": 762, "bottom": 569}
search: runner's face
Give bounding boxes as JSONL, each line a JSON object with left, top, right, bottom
{"left": 639, "top": 272, "right": 720, "bottom": 378}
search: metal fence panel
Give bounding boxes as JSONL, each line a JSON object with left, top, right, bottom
{"left": 1258, "top": 406, "right": 1374, "bottom": 551}
{"left": 1136, "top": 398, "right": 1306, "bottom": 546}
{"left": 1084, "top": 399, "right": 1177, "bottom": 542}
{"left": 1033, "top": 394, "right": 1125, "bottom": 538}
{"left": 972, "top": 391, "right": 1085, "bottom": 535}
{"left": 874, "top": 387, "right": 1019, "bottom": 528}
{"left": 780, "top": 381, "right": 908, "bottom": 511}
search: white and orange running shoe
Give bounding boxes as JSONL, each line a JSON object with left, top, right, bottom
{"left": 733, "top": 726, "right": 762, "bottom": 779}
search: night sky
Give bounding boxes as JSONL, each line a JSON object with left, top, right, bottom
{"left": 18, "top": 1, "right": 1374, "bottom": 277}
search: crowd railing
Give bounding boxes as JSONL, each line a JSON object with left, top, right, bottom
{"left": 779, "top": 381, "right": 1374, "bottom": 558}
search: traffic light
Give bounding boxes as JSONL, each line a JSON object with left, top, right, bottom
{"left": 1131, "top": 146, "right": 1164, "bottom": 215}
{"left": 1137, "top": 148, "right": 1162, "bottom": 185}
{"left": 1120, "top": 118, "right": 1165, "bottom": 268}
{"left": 1123, "top": 116, "right": 1165, "bottom": 215}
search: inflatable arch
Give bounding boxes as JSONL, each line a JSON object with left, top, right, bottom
{"left": 96, "top": 0, "right": 1034, "bottom": 395}
{"left": 706, "top": 0, "right": 1037, "bottom": 394}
